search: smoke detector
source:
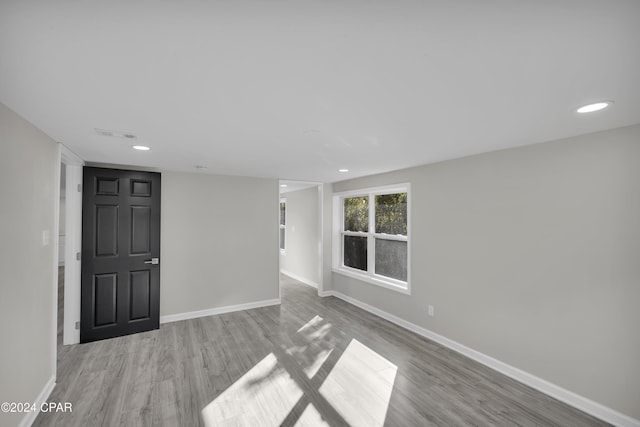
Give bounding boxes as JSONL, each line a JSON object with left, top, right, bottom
{"left": 95, "top": 128, "right": 137, "bottom": 139}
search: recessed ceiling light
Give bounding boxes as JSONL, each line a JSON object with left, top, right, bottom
{"left": 280, "top": 184, "right": 288, "bottom": 188}
{"left": 577, "top": 101, "right": 612, "bottom": 113}
{"left": 132, "top": 145, "right": 150, "bottom": 151}
{"left": 338, "top": 169, "right": 349, "bottom": 173}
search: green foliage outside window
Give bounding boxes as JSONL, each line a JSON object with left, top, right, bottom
{"left": 344, "top": 196, "right": 369, "bottom": 232}
{"left": 341, "top": 190, "right": 409, "bottom": 284}
{"left": 344, "top": 193, "right": 407, "bottom": 234}
{"left": 280, "top": 202, "right": 286, "bottom": 225}
{"left": 375, "top": 193, "right": 407, "bottom": 235}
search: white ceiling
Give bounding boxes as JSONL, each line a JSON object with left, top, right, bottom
{"left": 279, "top": 180, "right": 319, "bottom": 195}
{"left": 1, "top": 1, "right": 639, "bottom": 183}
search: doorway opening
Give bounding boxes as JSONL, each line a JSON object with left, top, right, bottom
{"left": 278, "top": 180, "right": 324, "bottom": 295}
{"left": 57, "top": 164, "right": 66, "bottom": 350}
{"left": 58, "top": 146, "right": 84, "bottom": 350}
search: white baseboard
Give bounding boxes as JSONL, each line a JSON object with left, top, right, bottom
{"left": 159, "top": 298, "right": 281, "bottom": 324}
{"left": 322, "top": 290, "right": 639, "bottom": 427}
{"left": 19, "top": 375, "right": 56, "bottom": 427}
{"left": 280, "top": 270, "right": 319, "bottom": 288}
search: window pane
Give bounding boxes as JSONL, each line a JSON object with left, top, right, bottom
{"left": 280, "top": 227, "right": 285, "bottom": 250}
{"left": 344, "top": 196, "right": 368, "bottom": 232}
{"left": 375, "top": 193, "right": 407, "bottom": 235}
{"left": 280, "top": 202, "right": 286, "bottom": 225}
{"left": 375, "top": 239, "right": 407, "bottom": 282}
{"left": 344, "top": 235, "right": 367, "bottom": 271}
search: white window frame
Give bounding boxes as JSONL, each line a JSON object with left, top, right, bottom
{"left": 279, "top": 198, "right": 286, "bottom": 253}
{"left": 332, "top": 183, "right": 411, "bottom": 294}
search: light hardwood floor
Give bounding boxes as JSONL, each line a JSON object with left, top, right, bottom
{"left": 35, "top": 274, "right": 609, "bottom": 426}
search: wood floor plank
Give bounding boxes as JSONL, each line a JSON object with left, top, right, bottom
{"left": 34, "top": 273, "right": 611, "bottom": 426}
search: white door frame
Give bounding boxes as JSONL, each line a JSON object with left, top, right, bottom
{"left": 319, "top": 182, "right": 333, "bottom": 296}
{"left": 317, "top": 183, "right": 325, "bottom": 296}
{"left": 60, "top": 145, "right": 83, "bottom": 345}
{"left": 278, "top": 181, "right": 326, "bottom": 296}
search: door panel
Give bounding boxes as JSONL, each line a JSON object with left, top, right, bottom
{"left": 96, "top": 176, "right": 119, "bottom": 195}
{"left": 81, "top": 167, "right": 161, "bottom": 343}
{"left": 130, "top": 270, "right": 151, "bottom": 320}
{"left": 95, "top": 205, "right": 118, "bottom": 256}
{"left": 131, "top": 179, "right": 152, "bottom": 197}
{"left": 131, "top": 206, "right": 151, "bottom": 254}
{"left": 93, "top": 273, "right": 117, "bottom": 326}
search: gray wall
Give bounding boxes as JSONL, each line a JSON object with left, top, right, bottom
{"left": 279, "top": 186, "right": 321, "bottom": 286}
{"left": 0, "top": 103, "right": 58, "bottom": 426}
{"left": 321, "top": 183, "right": 334, "bottom": 294}
{"left": 160, "top": 172, "right": 279, "bottom": 316}
{"left": 331, "top": 124, "right": 640, "bottom": 420}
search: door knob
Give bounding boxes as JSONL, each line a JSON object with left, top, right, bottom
{"left": 144, "top": 258, "right": 159, "bottom": 265}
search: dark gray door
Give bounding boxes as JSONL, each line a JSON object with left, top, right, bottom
{"left": 81, "top": 167, "right": 161, "bottom": 343}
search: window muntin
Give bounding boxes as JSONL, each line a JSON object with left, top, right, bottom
{"left": 335, "top": 185, "right": 410, "bottom": 293}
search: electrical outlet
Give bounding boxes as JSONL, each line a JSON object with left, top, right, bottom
{"left": 42, "top": 230, "right": 50, "bottom": 247}
{"left": 428, "top": 305, "right": 434, "bottom": 317}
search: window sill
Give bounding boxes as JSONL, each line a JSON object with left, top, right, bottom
{"left": 332, "top": 267, "right": 411, "bottom": 295}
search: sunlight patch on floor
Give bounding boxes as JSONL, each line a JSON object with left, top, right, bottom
{"left": 289, "top": 315, "right": 335, "bottom": 379}
{"left": 202, "top": 320, "right": 396, "bottom": 426}
{"left": 303, "top": 347, "right": 333, "bottom": 379}
{"left": 201, "top": 353, "right": 302, "bottom": 427}
{"left": 296, "top": 315, "right": 324, "bottom": 334}
{"left": 294, "top": 403, "right": 331, "bottom": 426}
{"left": 318, "top": 339, "right": 398, "bottom": 427}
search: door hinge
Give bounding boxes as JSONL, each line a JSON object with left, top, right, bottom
{"left": 75, "top": 321, "right": 80, "bottom": 330}
{"left": 77, "top": 183, "right": 82, "bottom": 192}
{"left": 76, "top": 252, "right": 81, "bottom": 261}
